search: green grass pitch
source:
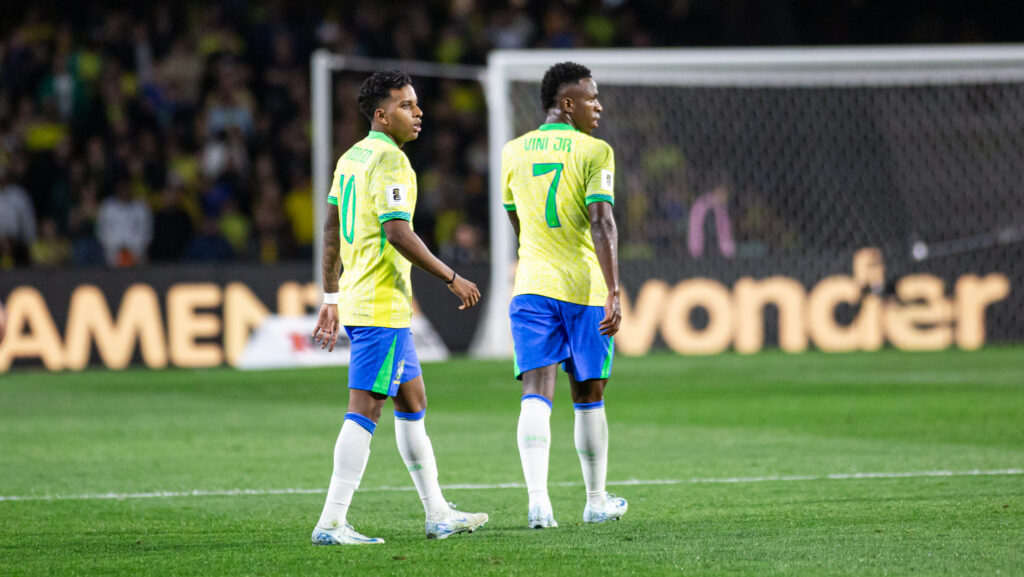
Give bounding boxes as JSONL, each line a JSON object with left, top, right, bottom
{"left": 1, "top": 349, "right": 1022, "bottom": 576}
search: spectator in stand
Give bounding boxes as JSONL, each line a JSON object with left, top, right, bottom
{"left": 487, "top": 6, "right": 535, "bottom": 50}
{"left": 155, "top": 37, "right": 204, "bottom": 111}
{"left": 218, "top": 198, "right": 251, "bottom": 257}
{"left": 150, "top": 180, "right": 194, "bottom": 262}
{"left": 30, "top": 216, "right": 71, "bottom": 267}
{"left": 184, "top": 217, "right": 235, "bottom": 263}
{"left": 68, "top": 181, "right": 104, "bottom": 266}
{"left": 203, "top": 59, "right": 255, "bottom": 139}
{"left": 253, "top": 178, "right": 286, "bottom": 263}
{"left": 0, "top": 164, "right": 36, "bottom": 267}
{"left": 96, "top": 178, "right": 153, "bottom": 266}
{"left": 47, "top": 138, "right": 74, "bottom": 234}
{"left": 283, "top": 169, "right": 314, "bottom": 257}
{"left": 259, "top": 31, "right": 299, "bottom": 121}
{"left": 201, "top": 126, "right": 249, "bottom": 183}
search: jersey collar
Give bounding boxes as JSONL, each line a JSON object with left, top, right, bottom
{"left": 367, "top": 131, "right": 399, "bottom": 147}
{"left": 538, "top": 123, "right": 578, "bottom": 132}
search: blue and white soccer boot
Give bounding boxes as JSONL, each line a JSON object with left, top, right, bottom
{"left": 582, "top": 493, "right": 628, "bottom": 523}
{"left": 425, "top": 505, "right": 489, "bottom": 539}
{"left": 527, "top": 505, "right": 559, "bottom": 529}
{"left": 311, "top": 523, "right": 385, "bottom": 545}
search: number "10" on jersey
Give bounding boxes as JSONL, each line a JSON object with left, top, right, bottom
{"left": 532, "top": 162, "right": 564, "bottom": 228}
{"left": 339, "top": 174, "right": 357, "bottom": 243}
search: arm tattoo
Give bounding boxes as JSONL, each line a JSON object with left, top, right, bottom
{"left": 322, "top": 229, "right": 341, "bottom": 293}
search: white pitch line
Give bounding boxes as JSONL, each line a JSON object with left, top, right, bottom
{"left": 1, "top": 468, "right": 1020, "bottom": 503}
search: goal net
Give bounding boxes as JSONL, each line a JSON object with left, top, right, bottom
{"left": 473, "top": 47, "right": 1024, "bottom": 357}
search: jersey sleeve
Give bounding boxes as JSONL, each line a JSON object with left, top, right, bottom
{"left": 326, "top": 161, "right": 342, "bottom": 206}
{"left": 584, "top": 140, "right": 615, "bottom": 206}
{"left": 371, "top": 149, "right": 416, "bottom": 223}
{"left": 501, "top": 142, "right": 516, "bottom": 212}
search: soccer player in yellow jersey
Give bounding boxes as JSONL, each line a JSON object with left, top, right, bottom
{"left": 501, "top": 62, "right": 627, "bottom": 528}
{"left": 310, "top": 70, "right": 487, "bottom": 545}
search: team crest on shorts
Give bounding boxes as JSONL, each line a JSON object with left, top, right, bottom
{"left": 393, "top": 359, "right": 406, "bottom": 385}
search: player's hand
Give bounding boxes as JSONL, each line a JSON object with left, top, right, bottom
{"left": 599, "top": 292, "right": 621, "bottom": 336}
{"left": 312, "top": 304, "right": 341, "bottom": 351}
{"left": 447, "top": 274, "right": 481, "bottom": 310}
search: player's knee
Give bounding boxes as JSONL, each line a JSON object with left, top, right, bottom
{"left": 346, "top": 406, "right": 383, "bottom": 423}
{"left": 347, "top": 391, "right": 387, "bottom": 422}
{"left": 371, "top": 404, "right": 389, "bottom": 422}
{"left": 571, "top": 391, "right": 603, "bottom": 404}
{"left": 570, "top": 379, "right": 606, "bottom": 403}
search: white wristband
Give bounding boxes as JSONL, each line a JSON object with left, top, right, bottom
{"left": 323, "top": 292, "right": 339, "bottom": 305}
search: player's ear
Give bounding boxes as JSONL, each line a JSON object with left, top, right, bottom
{"left": 375, "top": 107, "right": 388, "bottom": 125}
{"left": 561, "top": 97, "right": 574, "bottom": 113}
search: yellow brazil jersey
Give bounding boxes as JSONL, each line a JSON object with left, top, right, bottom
{"left": 501, "top": 123, "right": 615, "bottom": 307}
{"left": 327, "top": 131, "right": 418, "bottom": 328}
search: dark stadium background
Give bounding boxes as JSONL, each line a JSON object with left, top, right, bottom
{"left": 1, "top": 0, "right": 1022, "bottom": 364}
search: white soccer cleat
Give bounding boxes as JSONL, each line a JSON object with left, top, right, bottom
{"left": 527, "top": 505, "right": 559, "bottom": 529}
{"left": 311, "top": 523, "right": 385, "bottom": 545}
{"left": 582, "top": 493, "right": 628, "bottom": 523}
{"left": 425, "top": 506, "right": 489, "bottom": 540}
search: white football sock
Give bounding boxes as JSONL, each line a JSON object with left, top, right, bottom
{"left": 316, "top": 414, "right": 374, "bottom": 529}
{"left": 574, "top": 401, "right": 608, "bottom": 507}
{"left": 395, "top": 412, "right": 450, "bottom": 521}
{"left": 518, "top": 395, "right": 553, "bottom": 510}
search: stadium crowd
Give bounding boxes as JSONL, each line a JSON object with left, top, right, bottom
{"left": 0, "top": 1, "right": 1015, "bottom": 269}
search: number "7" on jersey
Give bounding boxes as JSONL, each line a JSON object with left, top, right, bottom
{"left": 532, "top": 162, "right": 564, "bottom": 228}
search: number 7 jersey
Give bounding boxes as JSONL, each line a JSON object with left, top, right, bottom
{"left": 327, "top": 131, "right": 417, "bottom": 328}
{"left": 501, "top": 123, "right": 615, "bottom": 307}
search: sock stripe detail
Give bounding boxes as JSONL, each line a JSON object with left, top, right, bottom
{"left": 344, "top": 412, "right": 377, "bottom": 434}
{"left": 394, "top": 409, "right": 425, "bottom": 421}
{"left": 573, "top": 400, "right": 605, "bottom": 411}
{"left": 521, "top": 394, "right": 553, "bottom": 409}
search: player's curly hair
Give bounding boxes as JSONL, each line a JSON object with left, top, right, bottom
{"left": 358, "top": 69, "right": 413, "bottom": 122}
{"left": 540, "top": 62, "right": 592, "bottom": 111}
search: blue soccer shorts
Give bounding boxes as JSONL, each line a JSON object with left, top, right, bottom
{"left": 345, "top": 326, "right": 422, "bottom": 397}
{"left": 509, "top": 294, "right": 614, "bottom": 382}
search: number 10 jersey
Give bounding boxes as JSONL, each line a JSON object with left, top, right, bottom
{"left": 327, "top": 131, "right": 417, "bottom": 328}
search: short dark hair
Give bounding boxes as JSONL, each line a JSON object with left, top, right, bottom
{"left": 358, "top": 69, "right": 413, "bottom": 122}
{"left": 540, "top": 62, "right": 592, "bottom": 110}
